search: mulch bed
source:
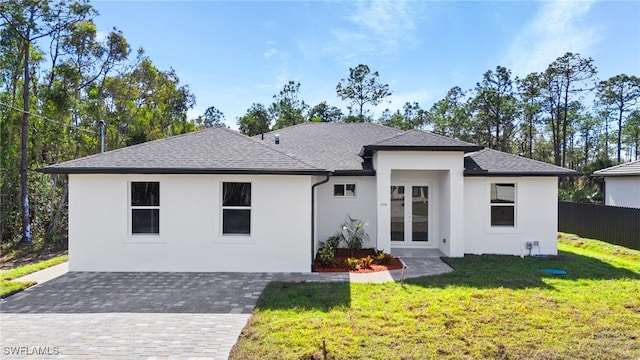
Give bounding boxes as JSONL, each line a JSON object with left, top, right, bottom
{"left": 314, "top": 248, "right": 404, "bottom": 273}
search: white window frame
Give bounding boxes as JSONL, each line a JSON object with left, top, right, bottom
{"left": 127, "top": 181, "right": 161, "bottom": 242}
{"left": 490, "top": 183, "right": 516, "bottom": 228}
{"left": 333, "top": 183, "right": 357, "bottom": 198}
{"left": 221, "top": 181, "right": 252, "bottom": 236}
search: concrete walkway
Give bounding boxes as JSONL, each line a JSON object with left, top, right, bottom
{"left": 1, "top": 254, "right": 453, "bottom": 359}
{"left": 14, "top": 262, "right": 69, "bottom": 284}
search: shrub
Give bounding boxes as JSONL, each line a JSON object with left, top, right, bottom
{"left": 326, "top": 234, "right": 341, "bottom": 250}
{"left": 317, "top": 241, "right": 336, "bottom": 267}
{"left": 343, "top": 257, "right": 359, "bottom": 271}
{"left": 359, "top": 255, "right": 374, "bottom": 269}
{"left": 375, "top": 250, "right": 394, "bottom": 265}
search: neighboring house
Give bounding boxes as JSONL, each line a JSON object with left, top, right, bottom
{"left": 42, "top": 123, "right": 576, "bottom": 272}
{"left": 593, "top": 160, "right": 640, "bottom": 209}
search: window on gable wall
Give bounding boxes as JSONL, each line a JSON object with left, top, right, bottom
{"left": 333, "top": 184, "right": 356, "bottom": 197}
{"left": 490, "top": 183, "right": 515, "bottom": 227}
{"left": 131, "top": 182, "right": 160, "bottom": 234}
{"left": 222, "top": 182, "right": 251, "bottom": 235}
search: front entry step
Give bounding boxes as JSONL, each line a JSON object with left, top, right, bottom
{"left": 391, "top": 248, "right": 445, "bottom": 258}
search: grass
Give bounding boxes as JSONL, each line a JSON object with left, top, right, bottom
{"left": 0, "top": 255, "right": 68, "bottom": 298}
{"left": 230, "top": 234, "right": 640, "bottom": 360}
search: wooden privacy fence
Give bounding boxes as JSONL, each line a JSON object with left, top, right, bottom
{"left": 558, "top": 201, "right": 640, "bottom": 251}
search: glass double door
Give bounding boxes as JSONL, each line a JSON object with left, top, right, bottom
{"left": 390, "top": 185, "right": 429, "bottom": 244}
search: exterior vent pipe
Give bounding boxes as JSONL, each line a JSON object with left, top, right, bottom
{"left": 275, "top": 134, "right": 280, "bottom": 144}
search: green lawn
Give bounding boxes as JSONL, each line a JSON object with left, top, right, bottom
{"left": 230, "top": 234, "right": 640, "bottom": 360}
{"left": 0, "top": 255, "right": 68, "bottom": 298}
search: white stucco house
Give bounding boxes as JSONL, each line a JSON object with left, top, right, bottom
{"left": 43, "top": 123, "right": 576, "bottom": 272}
{"left": 593, "top": 160, "right": 640, "bottom": 209}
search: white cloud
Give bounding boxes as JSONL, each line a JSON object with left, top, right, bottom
{"left": 324, "top": 0, "right": 420, "bottom": 65}
{"left": 264, "top": 48, "right": 278, "bottom": 59}
{"left": 502, "top": 0, "right": 602, "bottom": 76}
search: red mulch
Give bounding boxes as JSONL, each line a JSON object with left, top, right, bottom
{"left": 314, "top": 248, "right": 404, "bottom": 273}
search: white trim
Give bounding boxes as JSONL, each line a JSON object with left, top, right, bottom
{"left": 332, "top": 182, "right": 357, "bottom": 198}
{"left": 389, "top": 182, "right": 436, "bottom": 248}
{"left": 125, "top": 181, "right": 163, "bottom": 244}
{"left": 220, "top": 181, "right": 253, "bottom": 239}
{"left": 486, "top": 182, "right": 519, "bottom": 233}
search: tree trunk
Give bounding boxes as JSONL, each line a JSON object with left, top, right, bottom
{"left": 617, "top": 103, "right": 623, "bottom": 163}
{"left": 20, "top": 29, "right": 32, "bottom": 244}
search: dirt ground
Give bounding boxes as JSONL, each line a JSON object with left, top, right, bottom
{"left": 0, "top": 249, "right": 68, "bottom": 270}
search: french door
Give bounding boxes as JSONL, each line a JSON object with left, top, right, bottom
{"left": 390, "top": 185, "right": 430, "bottom": 246}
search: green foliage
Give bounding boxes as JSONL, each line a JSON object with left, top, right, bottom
{"left": 195, "top": 106, "right": 226, "bottom": 128}
{"left": 325, "top": 234, "right": 341, "bottom": 250}
{"left": 336, "top": 64, "right": 391, "bottom": 121}
{"left": 597, "top": 74, "right": 640, "bottom": 162}
{"left": 308, "top": 101, "right": 343, "bottom": 122}
{"left": 340, "top": 216, "right": 369, "bottom": 257}
{"left": 378, "top": 102, "right": 430, "bottom": 130}
{"left": 270, "top": 80, "right": 308, "bottom": 129}
{"left": 231, "top": 234, "right": 640, "bottom": 360}
{"left": 0, "top": 2, "right": 195, "bottom": 249}
{"left": 470, "top": 65, "right": 518, "bottom": 152}
{"left": 359, "top": 255, "right": 374, "bottom": 269}
{"left": 0, "top": 255, "right": 67, "bottom": 298}
{"left": 1, "top": 255, "right": 68, "bottom": 281}
{"left": 317, "top": 234, "right": 341, "bottom": 267}
{"left": 237, "top": 103, "right": 271, "bottom": 136}
{"left": 342, "top": 257, "right": 359, "bottom": 270}
{"left": 317, "top": 241, "right": 336, "bottom": 267}
{"left": 374, "top": 250, "right": 394, "bottom": 265}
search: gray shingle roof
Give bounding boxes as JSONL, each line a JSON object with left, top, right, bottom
{"left": 373, "top": 129, "right": 479, "bottom": 147}
{"left": 42, "top": 127, "right": 326, "bottom": 174}
{"left": 593, "top": 160, "right": 640, "bottom": 177}
{"left": 464, "top": 148, "right": 579, "bottom": 176}
{"left": 360, "top": 129, "right": 482, "bottom": 156}
{"left": 42, "top": 122, "right": 577, "bottom": 177}
{"left": 255, "top": 122, "right": 403, "bottom": 172}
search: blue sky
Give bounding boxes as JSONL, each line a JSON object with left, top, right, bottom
{"left": 91, "top": 0, "right": 640, "bottom": 128}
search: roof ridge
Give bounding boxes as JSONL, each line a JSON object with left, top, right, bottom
{"left": 593, "top": 159, "right": 640, "bottom": 174}
{"left": 241, "top": 129, "right": 325, "bottom": 170}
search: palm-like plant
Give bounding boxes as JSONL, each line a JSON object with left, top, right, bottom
{"left": 341, "top": 216, "right": 369, "bottom": 257}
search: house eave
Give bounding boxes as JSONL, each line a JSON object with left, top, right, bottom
{"left": 360, "top": 145, "right": 483, "bottom": 157}
{"left": 591, "top": 173, "right": 640, "bottom": 177}
{"left": 331, "top": 169, "right": 376, "bottom": 176}
{"left": 39, "top": 167, "right": 329, "bottom": 176}
{"left": 463, "top": 171, "right": 582, "bottom": 177}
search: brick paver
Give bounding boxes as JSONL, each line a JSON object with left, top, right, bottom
{"left": 0, "top": 255, "right": 453, "bottom": 359}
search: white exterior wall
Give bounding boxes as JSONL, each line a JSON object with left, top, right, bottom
{"left": 463, "top": 177, "right": 558, "bottom": 256}
{"left": 373, "top": 151, "right": 466, "bottom": 257}
{"left": 604, "top": 176, "right": 640, "bottom": 208}
{"left": 314, "top": 176, "right": 377, "bottom": 251}
{"left": 68, "top": 174, "right": 312, "bottom": 272}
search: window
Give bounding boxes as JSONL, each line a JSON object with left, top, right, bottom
{"left": 333, "top": 183, "right": 356, "bottom": 197}
{"left": 490, "top": 183, "right": 515, "bottom": 227}
{"left": 131, "top": 182, "right": 159, "bottom": 234}
{"left": 222, "top": 182, "right": 251, "bottom": 235}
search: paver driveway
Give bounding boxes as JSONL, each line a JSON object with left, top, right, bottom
{"left": 1, "top": 272, "right": 276, "bottom": 360}
{"left": 0, "top": 255, "right": 452, "bottom": 359}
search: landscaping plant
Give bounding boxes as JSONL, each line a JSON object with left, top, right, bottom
{"left": 340, "top": 216, "right": 369, "bottom": 257}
